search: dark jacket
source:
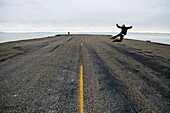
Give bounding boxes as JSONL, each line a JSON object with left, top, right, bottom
{"left": 116, "top": 24, "right": 132, "bottom": 35}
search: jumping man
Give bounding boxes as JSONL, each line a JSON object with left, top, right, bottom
{"left": 111, "top": 24, "right": 132, "bottom": 42}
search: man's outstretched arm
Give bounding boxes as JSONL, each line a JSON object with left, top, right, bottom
{"left": 127, "top": 26, "right": 133, "bottom": 29}
{"left": 116, "top": 24, "right": 121, "bottom": 28}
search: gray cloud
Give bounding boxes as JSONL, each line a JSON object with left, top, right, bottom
{"left": 0, "top": 0, "right": 170, "bottom": 32}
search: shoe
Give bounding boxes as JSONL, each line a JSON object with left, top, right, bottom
{"left": 112, "top": 40, "right": 115, "bottom": 42}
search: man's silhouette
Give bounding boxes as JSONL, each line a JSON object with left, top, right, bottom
{"left": 111, "top": 24, "right": 132, "bottom": 42}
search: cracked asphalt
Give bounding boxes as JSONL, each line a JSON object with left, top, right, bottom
{"left": 0, "top": 35, "right": 170, "bottom": 112}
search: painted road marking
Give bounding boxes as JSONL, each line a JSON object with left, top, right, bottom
{"left": 80, "top": 65, "right": 84, "bottom": 113}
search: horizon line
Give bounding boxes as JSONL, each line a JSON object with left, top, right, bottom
{"left": 1, "top": 31, "right": 170, "bottom": 34}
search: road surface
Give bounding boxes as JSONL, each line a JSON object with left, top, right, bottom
{"left": 0, "top": 35, "right": 170, "bottom": 112}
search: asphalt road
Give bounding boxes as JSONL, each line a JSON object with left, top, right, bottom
{"left": 0, "top": 35, "right": 170, "bottom": 113}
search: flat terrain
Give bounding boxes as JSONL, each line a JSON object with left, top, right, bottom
{"left": 0, "top": 35, "right": 170, "bottom": 113}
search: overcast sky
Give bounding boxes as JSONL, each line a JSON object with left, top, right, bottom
{"left": 0, "top": 0, "right": 170, "bottom": 32}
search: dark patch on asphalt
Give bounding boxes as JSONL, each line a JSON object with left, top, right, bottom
{"left": 0, "top": 42, "right": 51, "bottom": 63}
{"left": 104, "top": 42, "right": 170, "bottom": 79}
{"left": 100, "top": 42, "right": 170, "bottom": 105}
{"left": 118, "top": 43, "right": 170, "bottom": 63}
{"left": 67, "top": 38, "right": 73, "bottom": 42}
{"left": 36, "top": 43, "right": 48, "bottom": 48}
{"left": 0, "top": 52, "right": 24, "bottom": 63}
{"left": 113, "top": 57, "right": 170, "bottom": 100}
{"left": 13, "top": 46, "right": 21, "bottom": 49}
{"left": 50, "top": 45, "right": 60, "bottom": 52}
{"left": 86, "top": 44, "right": 139, "bottom": 112}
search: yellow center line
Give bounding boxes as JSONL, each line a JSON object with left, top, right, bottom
{"left": 80, "top": 65, "right": 84, "bottom": 113}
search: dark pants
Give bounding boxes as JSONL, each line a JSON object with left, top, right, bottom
{"left": 111, "top": 33, "right": 124, "bottom": 42}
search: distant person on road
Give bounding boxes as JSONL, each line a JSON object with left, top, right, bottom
{"left": 111, "top": 24, "right": 132, "bottom": 42}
